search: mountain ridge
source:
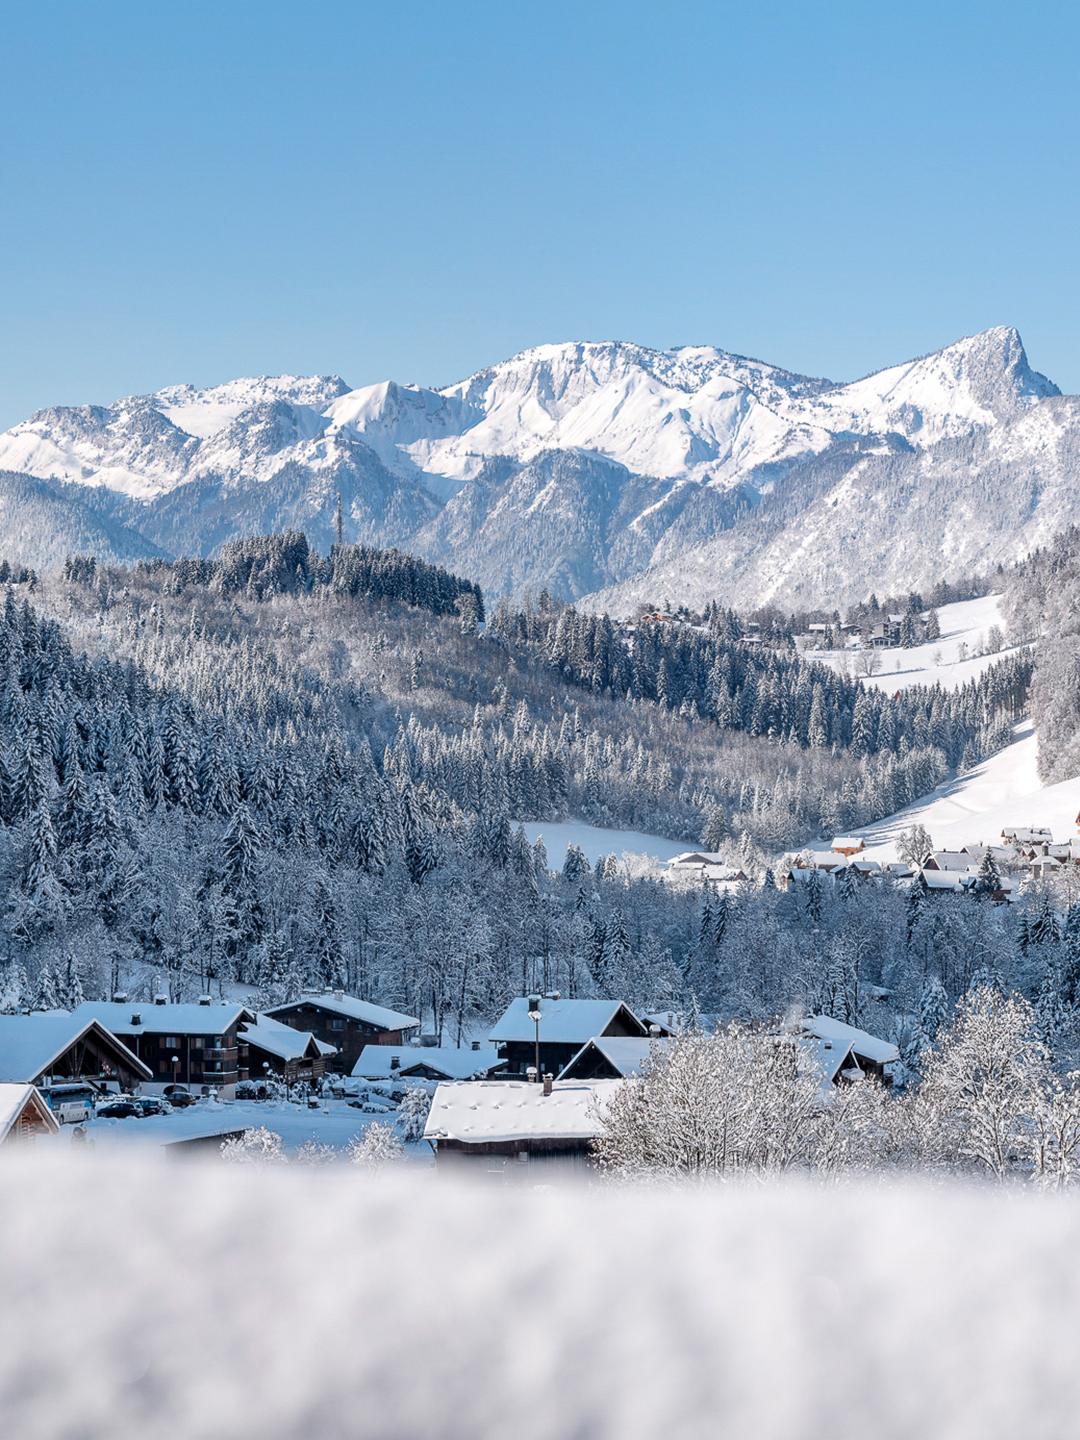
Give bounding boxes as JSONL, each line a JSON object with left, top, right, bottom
{"left": 0, "top": 326, "right": 1071, "bottom": 609}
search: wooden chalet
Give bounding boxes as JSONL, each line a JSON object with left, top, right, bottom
{"left": 238, "top": 1015, "right": 335, "bottom": 1088}
{"left": 72, "top": 999, "right": 255, "bottom": 1097}
{"left": 265, "top": 991, "right": 420, "bottom": 1074}
{"left": 0, "top": 1083, "right": 60, "bottom": 1144}
{"left": 488, "top": 997, "right": 648, "bottom": 1079}
{"left": 352, "top": 1041, "right": 502, "bottom": 1083}
{"left": 557, "top": 1035, "right": 667, "bottom": 1080}
{"left": 800, "top": 1016, "right": 900, "bottom": 1084}
{"left": 831, "top": 836, "right": 866, "bottom": 858}
{"left": 423, "top": 1076, "right": 623, "bottom": 1173}
{"left": 0, "top": 1014, "right": 152, "bottom": 1095}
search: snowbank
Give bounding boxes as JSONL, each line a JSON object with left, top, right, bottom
{"left": 3, "top": 1155, "right": 1080, "bottom": 1438}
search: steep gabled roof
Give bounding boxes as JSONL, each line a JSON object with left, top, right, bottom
{"left": 239, "top": 1016, "right": 328, "bottom": 1063}
{"left": 0, "top": 1082, "right": 59, "bottom": 1141}
{"left": 488, "top": 998, "right": 647, "bottom": 1046}
{"left": 558, "top": 1035, "right": 667, "bottom": 1079}
{"left": 802, "top": 1015, "right": 900, "bottom": 1067}
{"left": 352, "top": 1043, "right": 501, "bottom": 1081}
{"left": 0, "top": 1014, "right": 152, "bottom": 1084}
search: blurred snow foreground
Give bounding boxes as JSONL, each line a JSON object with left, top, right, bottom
{"left": 4, "top": 1158, "right": 1080, "bottom": 1440}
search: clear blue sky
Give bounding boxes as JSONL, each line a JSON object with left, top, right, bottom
{"left": 1, "top": 0, "right": 1077, "bottom": 427}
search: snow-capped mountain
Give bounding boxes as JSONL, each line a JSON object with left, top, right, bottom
{"left": 0, "top": 327, "right": 1072, "bottom": 607}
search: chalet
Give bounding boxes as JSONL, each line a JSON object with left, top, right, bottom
{"left": 800, "top": 1016, "right": 900, "bottom": 1083}
{"left": 423, "top": 1076, "right": 622, "bottom": 1172}
{"left": 1001, "top": 826, "right": 1052, "bottom": 846}
{"left": 266, "top": 991, "right": 420, "bottom": 1074}
{"left": 920, "top": 870, "right": 976, "bottom": 896}
{"left": 488, "top": 997, "right": 648, "bottom": 1079}
{"left": 352, "top": 1041, "right": 502, "bottom": 1083}
{"left": 72, "top": 999, "right": 255, "bottom": 1098}
{"left": 666, "top": 852, "right": 747, "bottom": 885}
{"left": 557, "top": 1035, "right": 667, "bottom": 1080}
{"left": 831, "top": 837, "right": 865, "bottom": 858}
{"left": 0, "top": 1083, "right": 60, "bottom": 1144}
{"left": 923, "top": 851, "right": 972, "bottom": 873}
{"left": 238, "top": 1015, "right": 335, "bottom": 1088}
{"left": 0, "top": 1014, "right": 152, "bottom": 1097}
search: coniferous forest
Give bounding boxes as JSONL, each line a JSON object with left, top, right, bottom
{"left": 0, "top": 532, "right": 1070, "bottom": 1067}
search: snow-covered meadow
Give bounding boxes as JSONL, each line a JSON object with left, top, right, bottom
{"left": 3, "top": 1154, "right": 1080, "bottom": 1439}
{"left": 811, "top": 594, "right": 1023, "bottom": 693}
{"left": 521, "top": 819, "right": 694, "bottom": 868}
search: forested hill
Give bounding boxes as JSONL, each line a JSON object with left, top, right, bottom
{"left": 0, "top": 534, "right": 1032, "bottom": 1038}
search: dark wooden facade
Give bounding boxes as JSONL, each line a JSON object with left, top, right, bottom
{"left": 114, "top": 1018, "right": 251, "bottom": 1094}
{"left": 498, "top": 1009, "right": 646, "bottom": 1080}
{"left": 267, "top": 1000, "right": 414, "bottom": 1074}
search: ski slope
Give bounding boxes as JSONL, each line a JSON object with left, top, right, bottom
{"left": 813, "top": 594, "right": 1023, "bottom": 693}
{"left": 850, "top": 721, "right": 1080, "bottom": 861}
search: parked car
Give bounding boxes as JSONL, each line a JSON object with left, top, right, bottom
{"left": 96, "top": 1100, "right": 142, "bottom": 1120}
{"left": 133, "top": 1096, "right": 171, "bottom": 1117}
{"left": 163, "top": 1087, "right": 197, "bottom": 1108}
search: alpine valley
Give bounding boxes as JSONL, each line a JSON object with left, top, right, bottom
{"left": 1, "top": 325, "right": 1074, "bottom": 609}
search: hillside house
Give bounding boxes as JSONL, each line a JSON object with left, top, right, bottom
{"left": 266, "top": 991, "right": 420, "bottom": 1074}
{"left": 0, "top": 1014, "right": 152, "bottom": 1097}
{"left": 423, "top": 1077, "right": 622, "bottom": 1172}
{"left": 0, "top": 1083, "right": 60, "bottom": 1144}
{"left": 831, "top": 837, "right": 865, "bottom": 858}
{"left": 72, "top": 1000, "right": 255, "bottom": 1097}
{"left": 923, "top": 851, "right": 972, "bottom": 873}
{"left": 1001, "top": 827, "right": 1053, "bottom": 846}
{"left": 666, "top": 852, "right": 747, "bottom": 885}
{"left": 488, "top": 997, "right": 648, "bottom": 1079}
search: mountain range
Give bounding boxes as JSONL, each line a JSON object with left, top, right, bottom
{"left": 1, "top": 325, "right": 1074, "bottom": 610}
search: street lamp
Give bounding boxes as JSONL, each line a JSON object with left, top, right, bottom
{"left": 527, "top": 995, "right": 541, "bottom": 1081}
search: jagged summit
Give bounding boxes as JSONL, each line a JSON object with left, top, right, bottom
{"left": 0, "top": 328, "right": 1073, "bottom": 608}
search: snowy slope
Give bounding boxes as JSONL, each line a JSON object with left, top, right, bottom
{"left": 811, "top": 595, "right": 1023, "bottom": 694}
{"left": 522, "top": 819, "right": 695, "bottom": 868}
{"left": 847, "top": 721, "right": 1080, "bottom": 861}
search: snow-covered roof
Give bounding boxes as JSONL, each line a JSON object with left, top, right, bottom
{"left": 0, "top": 1082, "right": 59, "bottom": 1141}
{"left": 558, "top": 1036, "right": 667, "bottom": 1079}
{"left": 798, "top": 1035, "right": 856, "bottom": 1088}
{"left": 0, "top": 1014, "right": 153, "bottom": 1084}
{"left": 847, "top": 859, "right": 881, "bottom": 874}
{"left": 266, "top": 992, "right": 420, "bottom": 1032}
{"left": 831, "top": 837, "right": 864, "bottom": 851}
{"left": 488, "top": 998, "right": 646, "bottom": 1046}
{"left": 802, "top": 1016, "right": 900, "bottom": 1067}
{"left": 928, "top": 851, "right": 971, "bottom": 872}
{"left": 351, "top": 1044, "right": 502, "bottom": 1081}
{"left": 667, "top": 851, "right": 725, "bottom": 867}
{"left": 239, "top": 1016, "right": 328, "bottom": 1063}
{"left": 423, "top": 1079, "right": 623, "bottom": 1145}
{"left": 73, "top": 1001, "right": 254, "bottom": 1038}
{"left": 921, "top": 870, "right": 972, "bottom": 891}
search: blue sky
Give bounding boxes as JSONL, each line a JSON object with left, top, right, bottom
{"left": 0, "top": 0, "right": 1076, "bottom": 426}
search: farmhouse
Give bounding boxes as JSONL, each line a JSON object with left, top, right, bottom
{"left": 423, "top": 1076, "right": 622, "bottom": 1172}
{"left": 488, "top": 997, "right": 648, "bottom": 1079}
{"left": 0, "top": 1014, "right": 152, "bottom": 1094}
{"left": 0, "top": 1083, "right": 60, "bottom": 1144}
{"left": 831, "top": 837, "right": 865, "bottom": 858}
{"left": 72, "top": 999, "right": 255, "bottom": 1097}
{"left": 266, "top": 991, "right": 420, "bottom": 1074}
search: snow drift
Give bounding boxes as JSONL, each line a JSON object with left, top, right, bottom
{"left": 2, "top": 1153, "right": 1079, "bottom": 1439}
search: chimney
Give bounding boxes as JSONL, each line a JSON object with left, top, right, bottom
{"left": 526, "top": 1065, "right": 538, "bottom": 1084}
{"left": 333, "top": 990, "right": 344, "bottom": 1002}
{"left": 390, "top": 1056, "right": 400, "bottom": 1070}
{"left": 198, "top": 995, "right": 212, "bottom": 1006}
{"left": 112, "top": 991, "right": 129, "bottom": 1003}
{"left": 542, "top": 1073, "right": 553, "bottom": 1096}
{"left": 130, "top": 1012, "right": 142, "bottom": 1027}
{"left": 648, "top": 1024, "right": 661, "bottom": 1038}
{"left": 153, "top": 994, "right": 168, "bottom": 1006}
{"left": 471, "top": 1040, "right": 481, "bottom": 1052}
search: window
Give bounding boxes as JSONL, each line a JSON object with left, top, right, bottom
{"left": 330, "top": 1019, "right": 345, "bottom": 1031}
{"left": 163, "top": 1036, "right": 179, "bottom": 1048}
